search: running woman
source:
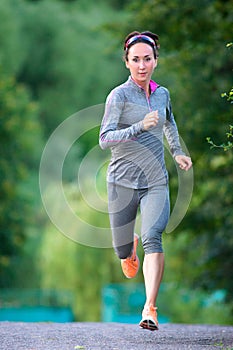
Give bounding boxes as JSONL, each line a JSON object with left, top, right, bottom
{"left": 99, "top": 30, "right": 192, "bottom": 331}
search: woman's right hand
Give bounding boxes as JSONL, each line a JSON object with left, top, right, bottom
{"left": 143, "top": 110, "right": 159, "bottom": 130}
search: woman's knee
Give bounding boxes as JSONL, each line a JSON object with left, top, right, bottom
{"left": 141, "top": 232, "right": 163, "bottom": 254}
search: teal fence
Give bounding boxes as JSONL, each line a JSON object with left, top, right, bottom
{"left": 0, "top": 289, "right": 74, "bottom": 322}
{"left": 102, "top": 283, "right": 227, "bottom": 325}
{"left": 102, "top": 283, "right": 170, "bottom": 324}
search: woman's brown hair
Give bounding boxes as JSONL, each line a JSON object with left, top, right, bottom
{"left": 123, "top": 30, "right": 160, "bottom": 61}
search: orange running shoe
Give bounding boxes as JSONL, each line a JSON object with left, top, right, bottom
{"left": 139, "top": 304, "right": 159, "bottom": 331}
{"left": 120, "top": 234, "right": 140, "bottom": 279}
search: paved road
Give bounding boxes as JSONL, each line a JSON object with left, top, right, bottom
{"left": 0, "top": 322, "right": 232, "bottom": 350}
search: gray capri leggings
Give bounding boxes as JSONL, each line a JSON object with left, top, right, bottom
{"left": 107, "top": 182, "right": 170, "bottom": 259}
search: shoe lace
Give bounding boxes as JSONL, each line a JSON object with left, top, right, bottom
{"left": 128, "top": 254, "right": 136, "bottom": 262}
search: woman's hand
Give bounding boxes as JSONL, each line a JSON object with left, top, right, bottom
{"left": 143, "top": 110, "right": 159, "bottom": 130}
{"left": 175, "top": 155, "right": 192, "bottom": 171}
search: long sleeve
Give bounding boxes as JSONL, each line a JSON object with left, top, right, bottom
{"left": 98, "top": 77, "right": 183, "bottom": 188}
{"left": 163, "top": 92, "right": 185, "bottom": 158}
{"left": 99, "top": 90, "right": 144, "bottom": 150}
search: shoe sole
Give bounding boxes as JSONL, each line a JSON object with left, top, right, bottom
{"left": 139, "top": 317, "right": 158, "bottom": 331}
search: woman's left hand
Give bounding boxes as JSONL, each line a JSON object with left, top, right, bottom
{"left": 175, "top": 155, "right": 192, "bottom": 171}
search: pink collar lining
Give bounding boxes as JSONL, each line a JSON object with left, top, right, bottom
{"left": 130, "top": 76, "right": 159, "bottom": 93}
{"left": 150, "top": 80, "right": 159, "bottom": 93}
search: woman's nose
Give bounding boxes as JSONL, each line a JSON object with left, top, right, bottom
{"left": 139, "top": 60, "right": 145, "bottom": 68}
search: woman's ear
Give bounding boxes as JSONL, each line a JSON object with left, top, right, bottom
{"left": 125, "top": 60, "right": 129, "bottom": 69}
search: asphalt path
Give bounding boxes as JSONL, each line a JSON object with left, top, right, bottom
{"left": 0, "top": 322, "right": 232, "bottom": 350}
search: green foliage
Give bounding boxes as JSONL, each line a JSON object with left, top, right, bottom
{"left": 157, "top": 282, "right": 233, "bottom": 325}
{"left": 0, "top": 0, "right": 126, "bottom": 288}
{"left": 221, "top": 89, "right": 233, "bottom": 103}
{"left": 15, "top": 0, "right": 126, "bottom": 136}
{"left": 0, "top": 0, "right": 26, "bottom": 75}
{"left": 206, "top": 124, "right": 233, "bottom": 151}
{"left": 0, "top": 72, "right": 43, "bottom": 287}
{"left": 207, "top": 42, "right": 233, "bottom": 151}
{"left": 110, "top": 0, "right": 233, "bottom": 302}
{"left": 1, "top": 0, "right": 233, "bottom": 324}
{"left": 38, "top": 179, "right": 145, "bottom": 321}
{"left": 108, "top": 0, "right": 232, "bottom": 151}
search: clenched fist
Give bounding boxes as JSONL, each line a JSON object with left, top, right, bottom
{"left": 175, "top": 155, "right": 192, "bottom": 171}
{"left": 143, "top": 110, "right": 159, "bottom": 130}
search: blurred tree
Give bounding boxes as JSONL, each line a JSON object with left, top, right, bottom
{"left": 0, "top": 0, "right": 27, "bottom": 76}
{"left": 113, "top": 0, "right": 233, "bottom": 300}
{"left": 38, "top": 180, "right": 145, "bottom": 321}
{"left": 14, "top": 0, "right": 126, "bottom": 138}
{"left": 207, "top": 43, "right": 233, "bottom": 151}
{"left": 105, "top": 0, "right": 232, "bottom": 152}
{"left": 1, "top": 0, "right": 231, "bottom": 321}
{"left": 0, "top": 72, "right": 43, "bottom": 287}
{"left": 0, "top": 0, "right": 129, "bottom": 291}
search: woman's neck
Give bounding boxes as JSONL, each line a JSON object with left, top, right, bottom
{"left": 131, "top": 77, "right": 151, "bottom": 96}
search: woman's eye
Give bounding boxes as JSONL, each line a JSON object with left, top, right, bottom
{"left": 131, "top": 57, "right": 152, "bottom": 63}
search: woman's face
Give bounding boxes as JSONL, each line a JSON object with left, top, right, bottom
{"left": 125, "top": 42, "right": 157, "bottom": 86}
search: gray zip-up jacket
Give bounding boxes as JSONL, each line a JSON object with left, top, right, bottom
{"left": 99, "top": 76, "right": 185, "bottom": 189}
